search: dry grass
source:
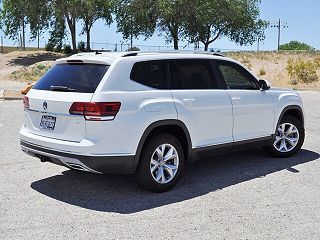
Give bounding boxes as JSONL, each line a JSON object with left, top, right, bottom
{"left": 225, "top": 51, "right": 320, "bottom": 90}
{"left": 10, "top": 61, "right": 53, "bottom": 83}
{"left": 259, "top": 68, "right": 266, "bottom": 76}
{"left": 0, "top": 46, "right": 45, "bottom": 54}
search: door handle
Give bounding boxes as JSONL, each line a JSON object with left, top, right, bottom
{"left": 182, "top": 98, "right": 195, "bottom": 105}
{"left": 231, "top": 97, "right": 241, "bottom": 102}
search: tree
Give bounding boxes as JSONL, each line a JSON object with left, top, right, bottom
{"left": 47, "top": 8, "right": 66, "bottom": 49}
{"left": 28, "top": 0, "right": 52, "bottom": 48}
{"left": 53, "top": 0, "right": 82, "bottom": 53}
{"left": 0, "top": 0, "right": 28, "bottom": 50}
{"left": 79, "top": 0, "right": 113, "bottom": 51}
{"left": 156, "top": 0, "right": 189, "bottom": 50}
{"left": 279, "top": 41, "right": 315, "bottom": 51}
{"left": 184, "top": 0, "right": 267, "bottom": 51}
{"left": 115, "top": 0, "right": 189, "bottom": 50}
{"left": 115, "top": 0, "right": 156, "bottom": 49}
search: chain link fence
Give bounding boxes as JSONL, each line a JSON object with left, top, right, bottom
{"left": 0, "top": 36, "right": 247, "bottom": 53}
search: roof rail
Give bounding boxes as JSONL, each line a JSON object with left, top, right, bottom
{"left": 122, "top": 52, "right": 139, "bottom": 57}
{"left": 119, "top": 50, "right": 225, "bottom": 57}
{"left": 211, "top": 53, "right": 225, "bottom": 57}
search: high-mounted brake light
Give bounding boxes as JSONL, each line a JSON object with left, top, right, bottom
{"left": 23, "top": 96, "right": 29, "bottom": 110}
{"left": 69, "top": 102, "right": 121, "bottom": 121}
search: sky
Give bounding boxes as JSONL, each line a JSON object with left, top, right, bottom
{"left": 0, "top": 0, "right": 319, "bottom": 51}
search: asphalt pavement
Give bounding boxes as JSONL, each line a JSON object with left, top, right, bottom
{"left": 0, "top": 91, "right": 319, "bottom": 239}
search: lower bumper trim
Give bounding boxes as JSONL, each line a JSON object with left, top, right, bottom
{"left": 21, "top": 140, "right": 136, "bottom": 174}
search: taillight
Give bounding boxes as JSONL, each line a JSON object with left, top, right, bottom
{"left": 23, "top": 96, "right": 29, "bottom": 110}
{"left": 69, "top": 102, "right": 121, "bottom": 121}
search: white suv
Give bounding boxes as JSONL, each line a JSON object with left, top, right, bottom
{"left": 20, "top": 52, "right": 305, "bottom": 192}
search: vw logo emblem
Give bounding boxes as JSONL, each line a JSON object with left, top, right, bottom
{"left": 43, "top": 101, "right": 48, "bottom": 111}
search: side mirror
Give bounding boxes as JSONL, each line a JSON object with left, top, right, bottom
{"left": 258, "top": 79, "right": 271, "bottom": 91}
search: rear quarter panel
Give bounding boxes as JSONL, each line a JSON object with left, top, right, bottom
{"left": 91, "top": 58, "right": 178, "bottom": 155}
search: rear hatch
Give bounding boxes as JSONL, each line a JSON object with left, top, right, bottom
{"left": 24, "top": 62, "right": 109, "bottom": 142}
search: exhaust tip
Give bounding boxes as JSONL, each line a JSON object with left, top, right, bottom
{"left": 37, "top": 155, "right": 51, "bottom": 163}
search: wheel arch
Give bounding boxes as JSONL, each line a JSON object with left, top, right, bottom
{"left": 132, "top": 120, "right": 192, "bottom": 172}
{"left": 277, "top": 105, "right": 304, "bottom": 129}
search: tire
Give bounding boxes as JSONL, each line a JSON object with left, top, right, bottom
{"left": 264, "top": 115, "right": 305, "bottom": 158}
{"left": 137, "top": 133, "right": 185, "bottom": 192}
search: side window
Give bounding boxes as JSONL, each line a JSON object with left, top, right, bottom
{"left": 130, "top": 61, "right": 168, "bottom": 89}
{"left": 170, "top": 60, "right": 218, "bottom": 89}
{"left": 217, "top": 61, "right": 258, "bottom": 90}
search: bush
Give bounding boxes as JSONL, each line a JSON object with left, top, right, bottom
{"left": 10, "top": 63, "right": 52, "bottom": 83}
{"left": 279, "top": 41, "right": 315, "bottom": 51}
{"left": 313, "top": 56, "right": 320, "bottom": 67}
{"left": 286, "top": 58, "right": 319, "bottom": 83}
{"left": 36, "top": 64, "right": 46, "bottom": 71}
{"left": 78, "top": 41, "right": 86, "bottom": 52}
{"left": 45, "top": 42, "right": 55, "bottom": 52}
{"left": 127, "top": 46, "right": 140, "bottom": 51}
{"left": 289, "top": 79, "right": 299, "bottom": 85}
{"left": 55, "top": 43, "right": 62, "bottom": 53}
{"left": 63, "top": 44, "right": 73, "bottom": 54}
{"left": 242, "top": 59, "right": 252, "bottom": 70}
{"left": 259, "top": 68, "right": 266, "bottom": 76}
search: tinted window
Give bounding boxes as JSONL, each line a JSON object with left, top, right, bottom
{"left": 33, "top": 64, "right": 109, "bottom": 93}
{"left": 170, "top": 60, "right": 218, "bottom": 89}
{"left": 130, "top": 61, "right": 168, "bottom": 89}
{"left": 217, "top": 61, "right": 258, "bottom": 90}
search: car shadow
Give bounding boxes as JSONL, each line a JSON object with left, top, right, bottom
{"left": 31, "top": 149, "right": 319, "bottom": 214}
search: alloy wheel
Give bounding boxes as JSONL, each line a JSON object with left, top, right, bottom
{"left": 150, "top": 144, "right": 179, "bottom": 184}
{"left": 273, "top": 123, "right": 299, "bottom": 153}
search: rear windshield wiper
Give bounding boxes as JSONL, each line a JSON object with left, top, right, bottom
{"left": 50, "top": 85, "right": 76, "bottom": 92}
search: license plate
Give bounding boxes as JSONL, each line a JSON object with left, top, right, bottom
{"left": 40, "top": 115, "right": 56, "bottom": 130}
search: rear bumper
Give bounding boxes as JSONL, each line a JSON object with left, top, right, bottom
{"left": 20, "top": 140, "right": 136, "bottom": 174}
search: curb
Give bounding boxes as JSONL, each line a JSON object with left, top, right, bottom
{"left": 0, "top": 89, "right": 4, "bottom": 100}
{"left": 4, "top": 96, "right": 24, "bottom": 100}
{"left": 1, "top": 90, "right": 24, "bottom": 101}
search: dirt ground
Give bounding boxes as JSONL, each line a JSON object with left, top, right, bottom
{"left": 0, "top": 51, "right": 63, "bottom": 91}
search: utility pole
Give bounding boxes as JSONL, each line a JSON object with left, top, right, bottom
{"left": 257, "top": 34, "right": 265, "bottom": 52}
{"left": 277, "top": 19, "right": 281, "bottom": 50}
{"left": 269, "top": 19, "right": 288, "bottom": 50}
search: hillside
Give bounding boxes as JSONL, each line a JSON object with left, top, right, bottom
{"left": 1, "top": 50, "right": 320, "bottom": 91}
{"left": 225, "top": 51, "right": 320, "bottom": 90}
{"left": 0, "top": 51, "right": 64, "bottom": 91}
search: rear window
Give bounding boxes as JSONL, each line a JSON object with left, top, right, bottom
{"left": 33, "top": 64, "right": 109, "bottom": 93}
